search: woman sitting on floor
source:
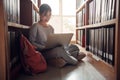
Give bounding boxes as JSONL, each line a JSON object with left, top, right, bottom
{"left": 29, "top": 4, "right": 86, "bottom": 67}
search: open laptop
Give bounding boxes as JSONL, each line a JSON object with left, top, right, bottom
{"left": 45, "top": 33, "right": 73, "bottom": 49}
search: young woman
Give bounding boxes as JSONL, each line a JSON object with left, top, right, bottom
{"left": 29, "top": 4, "right": 86, "bottom": 67}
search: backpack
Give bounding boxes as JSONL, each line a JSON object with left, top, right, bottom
{"left": 20, "top": 34, "right": 47, "bottom": 74}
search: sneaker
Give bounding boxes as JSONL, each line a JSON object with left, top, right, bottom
{"left": 77, "top": 52, "right": 86, "bottom": 61}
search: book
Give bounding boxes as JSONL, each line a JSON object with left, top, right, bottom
{"left": 89, "top": 29, "right": 92, "bottom": 52}
{"left": 111, "top": 0, "right": 116, "bottom": 19}
{"left": 109, "top": 26, "right": 115, "bottom": 65}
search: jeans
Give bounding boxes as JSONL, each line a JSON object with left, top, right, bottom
{"left": 40, "top": 44, "right": 80, "bottom": 65}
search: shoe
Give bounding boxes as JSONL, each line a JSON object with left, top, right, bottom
{"left": 77, "top": 52, "right": 86, "bottom": 61}
{"left": 48, "top": 58, "right": 67, "bottom": 68}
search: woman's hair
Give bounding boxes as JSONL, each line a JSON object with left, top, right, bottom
{"left": 39, "top": 4, "right": 51, "bottom": 15}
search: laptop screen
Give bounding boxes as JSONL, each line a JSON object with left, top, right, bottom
{"left": 45, "top": 33, "right": 73, "bottom": 49}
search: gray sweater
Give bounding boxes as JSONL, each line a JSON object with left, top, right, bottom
{"left": 29, "top": 22, "right": 54, "bottom": 50}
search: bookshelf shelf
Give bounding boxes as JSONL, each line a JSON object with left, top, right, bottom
{"left": 85, "top": 19, "right": 117, "bottom": 28}
{"left": 8, "top": 22, "right": 30, "bottom": 29}
{"left": 76, "top": 19, "right": 117, "bottom": 29}
{"left": 76, "top": 27, "right": 86, "bottom": 30}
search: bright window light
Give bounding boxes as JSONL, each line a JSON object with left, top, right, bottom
{"left": 41, "top": 0, "right": 59, "bottom": 15}
{"left": 62, "top": 0, "right": 76, "bottom": 15}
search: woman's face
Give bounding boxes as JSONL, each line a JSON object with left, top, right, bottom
{"left": 40, "top": 11, "right": 51, "bottom": 23}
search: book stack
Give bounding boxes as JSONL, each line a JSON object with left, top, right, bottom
{"left": 4, "top": 0, "right": 20, "bottom": 23}
{"left": 77, "top": 29, "right": 85, "bottom": 47}
{"left": 86, "top": 25, "right": 115, "bottom": 65}
{"left": 8, "top": 31, "right": 21, "bottom": 80}
{"left": 88, "top": 0, "right": 116, "bottom": 24}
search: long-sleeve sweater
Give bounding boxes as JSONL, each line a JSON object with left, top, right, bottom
{"left": 29, "top": 22, "right": 54, "bottom": 50}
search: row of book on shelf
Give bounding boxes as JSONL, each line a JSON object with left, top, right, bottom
{"left": 4, "top": 0, "right": 20, "bottom": 23}
{"left": 4, "top": 0, "right": 39, "bottom": 24}
{"left": 8, "top": 31, "right": 20, "bottom": 70}
{"left": 76, "top": 9, "right": 85, "bottom": 27}
{"left": 77, "top": 25, "right": 115, "bottom": 65}
{"left": 76, "top": 0, "right": 116, "bottom": 27}
{"left": 77, "top": 29, "right": 85, "bottom": 47}
{"left": 8, "top": 30, "right": 22, "bottom": 80}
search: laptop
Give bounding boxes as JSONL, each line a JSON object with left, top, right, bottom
{"left": 45, "top": 33, "right": 73, "bottom": 49}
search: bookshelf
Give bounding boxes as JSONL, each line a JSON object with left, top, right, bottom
{"left": 76, "top": 19, "right": 117, "bottom": 29}
{"left": 76, "top": 0, "right": 120, "bottom": 80}
{"left": 0, "top": 1, "right": 8, "bottom": 80}
{"left": 20, "top": 0, "right": 40, "bottom": 26}
{"left": 0, "top": 0, "right": 41, "bottom": 80}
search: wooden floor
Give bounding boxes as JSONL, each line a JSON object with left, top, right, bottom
{"left": 16, "top": 45, "right": 115, "bottom": 80}
{"left": 16, "top": 54, "right": 115, "bottom": 80}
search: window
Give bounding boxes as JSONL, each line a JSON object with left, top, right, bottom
{"left": 62, "top": 17, "right": 76, "bottom": 40}
{"left": 41, "top": 0, "right": 59, "bottom": 15}
{"left": 62, "top": 0, "right": 76, "bottom": 15}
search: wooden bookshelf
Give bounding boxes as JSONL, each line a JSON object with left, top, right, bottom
{"left": 0, "top": 0, "right": 41, "bottom": 80}
{"left": 76, "top": 0, "right": 120, "bottom": 80}
{"left": 20, "top": 0, "right": 40, "bottom": 26}
{"left": 0, "top": 1, "right": 8, "bottom": 80}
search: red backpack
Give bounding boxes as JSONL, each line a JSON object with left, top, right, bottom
{"left": 20, "top": 34, "right": 47, "bottom": 74}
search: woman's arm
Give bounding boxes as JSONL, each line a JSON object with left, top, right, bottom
{"left": 29, "top": 24, "right": 45, "bottom": 50}
{"left": 49, "top": 25, "right": 54, "bottom": 33}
